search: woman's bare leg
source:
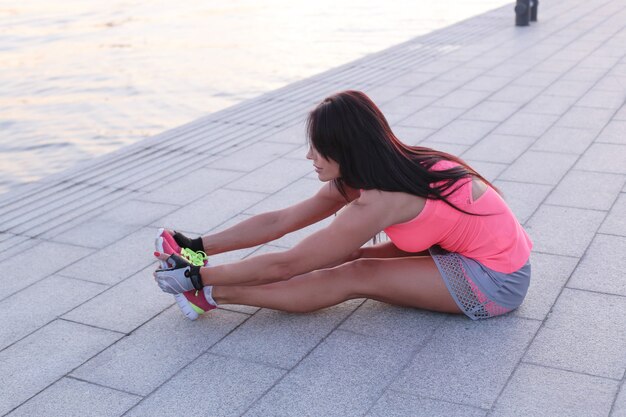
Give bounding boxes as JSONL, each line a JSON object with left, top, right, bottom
{"left": 212, "top": 256, "right": 461, "bottom": 315}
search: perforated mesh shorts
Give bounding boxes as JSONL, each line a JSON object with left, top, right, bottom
{"left": 429, "top": 246, "right": 531, "bottom": 320}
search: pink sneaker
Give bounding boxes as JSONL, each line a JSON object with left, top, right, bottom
{"left": 174, "top": 289, "right": 217, "bottom": 321}
{"left": 155, "top": 229, "right": 214, "bottom": 320}
{"left": 159, "top": 229, "right": 181, "bottom": 254}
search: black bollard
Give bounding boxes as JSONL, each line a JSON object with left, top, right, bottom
{"left": 530, "top": 0, "right": 539, "bottom": 22}
{"left": 515, "top": 0, "right": 531, "bottom": 26}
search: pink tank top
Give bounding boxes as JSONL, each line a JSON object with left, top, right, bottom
{"left": 383, "top": 160, "right": 532, "bottom": 273}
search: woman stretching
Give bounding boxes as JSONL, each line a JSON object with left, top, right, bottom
{"left": 153, "top": 90, "right": 532, "bottom": 321}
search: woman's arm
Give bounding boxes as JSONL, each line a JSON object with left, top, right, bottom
{"left": 317, "top": 240, "right": 424, "bottom": 269}
{"left": 200, "top": 182, "right": 359, "bottom": 255}
{"left": 199, "top": 189, "right": 403, "bottom": 287}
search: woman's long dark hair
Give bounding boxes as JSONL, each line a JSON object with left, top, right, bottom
{"left": 306, "top": 90, "right": 497, "bottom": 214}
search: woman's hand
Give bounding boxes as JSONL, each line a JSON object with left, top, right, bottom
{"left": 153, "top": 252, "right": 203, "bottom": 294}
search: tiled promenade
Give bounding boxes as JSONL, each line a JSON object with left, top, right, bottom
{"left": 1, "top": 0, "right": 626, "bottom": 415}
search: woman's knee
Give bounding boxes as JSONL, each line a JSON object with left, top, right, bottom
{"left": 334, "top": 258, "right": 382, "bottom": 297}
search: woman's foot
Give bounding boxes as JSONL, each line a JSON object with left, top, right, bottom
{"left": 174, "top": 288, "right": 217, "bottom": 321}
{"left": 155, "top": 228, "right": 213, "bottom": 320}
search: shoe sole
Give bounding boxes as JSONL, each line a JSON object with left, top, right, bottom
{"left": 174, "top": 293, "right": 199, "bottom": 321}
{"left": 157, "top": 229, "right": 199, "bottom": 321}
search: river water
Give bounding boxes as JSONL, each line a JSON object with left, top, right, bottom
{"left": 0, "top": 0, "right": 510, "bottom": 196}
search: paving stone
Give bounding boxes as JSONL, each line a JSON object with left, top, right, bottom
{"left": 615, "top": 383, "right": 626, "bottom": 417}
{"left": 155, "top": 188, "right": 267, "bottom": 234}
{"left": 0, "top": 232, "right": 17, "bottom": 248}
{"left": 499, "top": 151, "right": 578, "bottom": 185}
{"left": 385, "top": 111, "right": 413, "bottom": 125}
{"left": 268, "top": 216, "right": 335, "bottom": 248}
{"left": 126, "top": 354, "right": 284, "bottom": 417}
{"left": 391, "top": 316, "right": 540, "bottom": 409}
{"left": 62, "top": 265, "right": 174, "bottom": 333}
{"left": 463, "top": 54, "right": 507, "bottom": 71}
{"left": 576, "top": 143, "right": 626, "bottom": 174}
{"left": 491, "top": 364, "right": 618, "bottom": 417}
{"left": 568, "top": 234, "right": 626, "bottom": 297}
{"left": 562, "top": 66, "right": 607, "bottom": 82}
{"left": 420, "top": 55, "right": 468, "bottom": 74}
{"left": 432, "top": 89, "right": 491, "bottom": 109}
{"left": 424, "top": 120, "right": 497, "bottom": 146}
{"left": 486, "top": 61, "right": 534, "bottom": 79}
{"left": 339, "top": 300, "right": 445, "bottom": 343}
{"left": 6, "top": 377, "right": 141, "bottom": 417}
{"left": 463, "top": 75, "right": 511, "bottom": 92}
{"left": 599, "top": 193, "right": 626, "bottom": 236}
{"left": 365, "top": 390, "right": 487, "bottom": 417}
{"left": 52, "top": 218, "right": 141, "bottom": 249}
{"left": 525, "top": 205, "right": 606, "bottom": 257}
{"left": 391, "top": 125, "right": 435, "bottom": 145}
{"left": 534, "top": 58, "right": 577, "bottom": 74}
{"left": 140, "top": 168, "right": 244, "bottom": 205}
{"left": 281, "top": 143, "right": 307, "bottom": 160}
{"left": 267, "top": 120, "right": 307, "bottom": 144}
{"left": 204, "top": 213, "right": 263, "bottom": 264}
{"left": 0, "top": 236, "right": 41, "bottom": 262}
{"left": 577, "top": 89, "right": 626, "bottom": 110}
{"left": 546, "top": 170, "right": 624, "bottom": 210}
{"left": 244, "top": 330, "right": 416, "bottom": 417}
{"left": 490, "top": 85, "right": 543, "bottom": 104}
{"left": 226, "top": 158, "right": 311, "bottom": 194}
{"left": 408, "top": 80, "right": 460, "bottom": 97}
{"left": 398, "top": 106, "right": 465, "bottom": 130}
{"left": 243, "top": 177, "right": 321, "bottom": 215}
{"left": 614, "top": 103, "right": 626, "bottom": 120}
{"left": 512, "top": 252, "right": 579, "bottom": 320}
{"left": 543, "top": 79, "right": 595, "bottom": 98}
{"left": 58, "top": 227, "right": 156, "bottom": 285}
{"left": 384, "top": 71, "right": 436, "bottom": 87}
{"left": 0, "top": 320, "right": 122, "bottom": 416}
{"left": 492, "top": 180, "right": 552, "bottom": 224}
{"left": 379, "top": 95, "right": 437, "bottom": 117}
{"left": 531, "top": 126, "right": 599, "bottom": 154}
{"left": 595, "top": 76, "right": 626, "bottom": 94}
{"left": 363, "top": 85, "right": 413, "bottom": 105}
{"left": 420, "top": 141, "right": 469, "bottom": 157}
{"left": 211, "top": 299, "right": 362, "bottom": 369}
{"left": 0, "top": 275, "right": 107, "bottom": 351}
{"left": 460, "top": 100, "right": 522, "bottom": 123}
{"left": 96, "top": 199, "right": 179, "bottom": 226}
{"left": 523, "top": 95, "right": 578, "bottom": 116}
{"left": 556, "top": 106, "right": 614, "bottom": 130}
{"left": 72, "top": 305, "right": 247, "bottom": 396}
{"left": 0, "top": 241, "right": 93, "bottom": 301}
{"left": 494, "top": 113, "right": 558, "bottom": 138}
{"left": 596, "top": 120, "right": 626, "bottom": 144}
{"left": 524, "top": 288, "right": 626, "bottom": 379}
{"left": 1, "top": 185, "right": 116, "bottom": 235}
{"left": 463, "top": 134, "right": 534, "bottom": 164}
{"left": 512, "top": 71, "right": 561, "bottom": 88}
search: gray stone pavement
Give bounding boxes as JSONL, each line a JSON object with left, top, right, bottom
{"left": 1, "top": 0, "right": 626, "bottom": 415}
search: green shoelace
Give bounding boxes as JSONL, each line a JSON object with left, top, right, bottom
{"left": 180, "top": 247, "right": 208, "bottom": 266}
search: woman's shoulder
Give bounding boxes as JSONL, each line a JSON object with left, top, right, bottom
{"left": 359, "top": 189, "right": 427, "bottom": 224}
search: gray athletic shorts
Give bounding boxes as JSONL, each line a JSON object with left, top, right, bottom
{"left": 429, "top": 246, "right": 531, "bottom": 320}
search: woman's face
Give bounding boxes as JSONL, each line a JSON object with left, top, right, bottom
{"left": 306, "top": 145, "right": 341, "bottom": 182}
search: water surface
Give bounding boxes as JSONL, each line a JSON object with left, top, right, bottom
{"left": 0, "top": 0, "right": 511, "bottom": 196}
